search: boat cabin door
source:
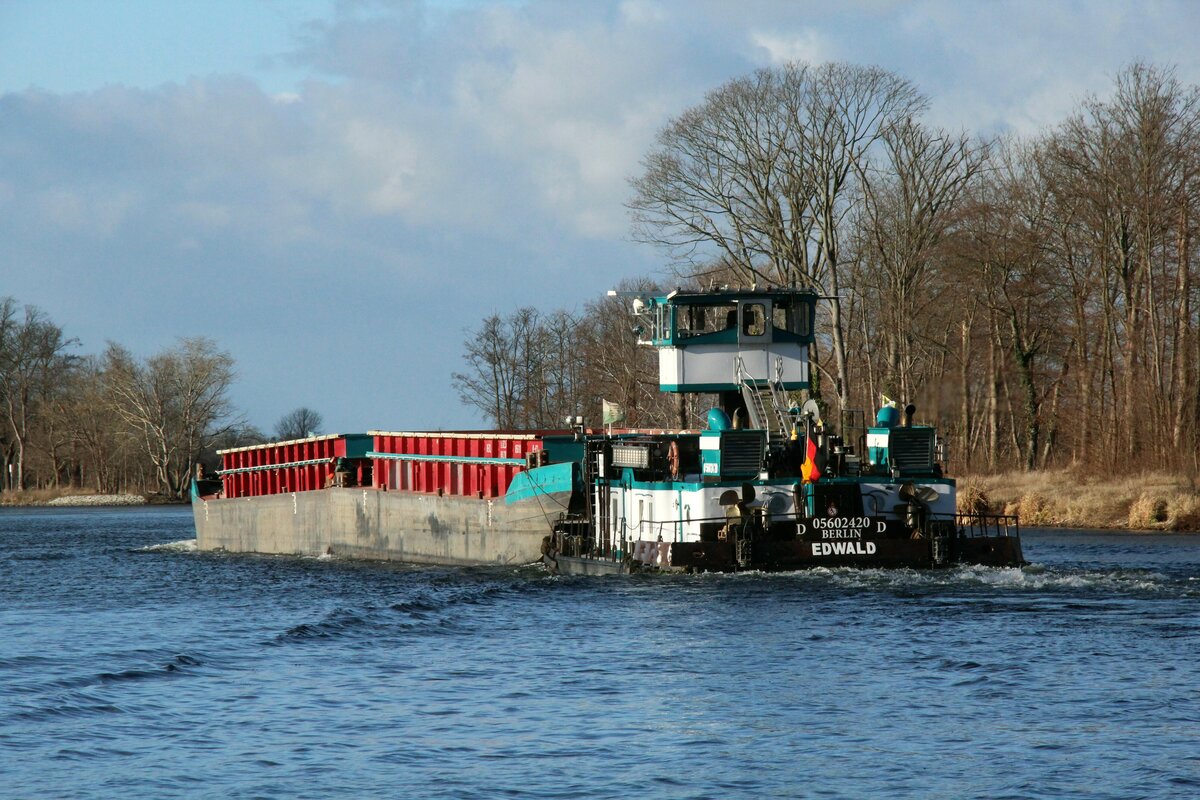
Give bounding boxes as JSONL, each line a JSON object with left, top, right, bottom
{"left": 737, "top": 300, "right": 771, "bottom": 346}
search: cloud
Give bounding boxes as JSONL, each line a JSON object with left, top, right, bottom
{"left": 897, "top": 0, "right": 1200, "bottom": 134}
{"left": 749, "top": 29, "right": 832, "bottom": 66}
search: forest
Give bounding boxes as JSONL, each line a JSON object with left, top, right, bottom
{"left": 454, "top": 61, "right": 1200, "bottom": 478}
{"left": 0, "top": 297, "right": 257, "bottom": 499}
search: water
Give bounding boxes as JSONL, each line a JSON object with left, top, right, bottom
{"left": 2, "top": 507, "right": 1198, "bottom": 799}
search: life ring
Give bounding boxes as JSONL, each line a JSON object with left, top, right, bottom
{"left": 668, "top": 440, "right": 681, "bottom": 480}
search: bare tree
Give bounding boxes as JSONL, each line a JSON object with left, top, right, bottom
{"left": 454, "top": 283, "right": 687, "bottom": 431}
{"left": 0, "top": 299, "right": 77, "bottom": 490}
{"left": 854, "top": 119, "right": 989, "bottom": 401}
{"left": 103, "top": 337, "right": 237, "bottom": 498}
{"left": 49, "top": 357, "right": 125, "bottom": 491}
{"left": 576, "top": 278, "right": 681, "bottom": 429}
{"left": 453, "top": 307, "right": 588, "bottom": 430}
{"left": 453, "top": 311, "right": 526, "bottom": 429}
{"left": 274, "top": 407, "right": 324, "bottom": 440}
{"left": 1045, "top": 62, "right": 1200, "bottom": 466}
{"left": 630, "top": 61, "right": 925, "bottom": 412}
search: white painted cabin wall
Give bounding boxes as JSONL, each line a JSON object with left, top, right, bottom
{"left": 605, "top": 483, "right": 802, "bottom": 543}
{"left": 659, "top": 345, "right": 809, "bottom": 388}
{"left": 602, "top": 480, "right": 953, "bottom": 544}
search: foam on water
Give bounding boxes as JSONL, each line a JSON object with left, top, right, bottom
{"left": 135, "top": 538, "right": 197, "bottom": 553}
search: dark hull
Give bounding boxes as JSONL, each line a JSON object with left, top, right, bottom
{"left": 545, "top": 532, "right": 1024, "bottom": 575}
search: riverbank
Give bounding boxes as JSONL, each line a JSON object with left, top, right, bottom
{"left": 961, "top": 470, "right": 1200, "bottom": 531}
{"left": 5, "top": 474, "right": 1200, "bottom": 531}
{"left": 0, "top": 489, "right": 171, "bottom": 507}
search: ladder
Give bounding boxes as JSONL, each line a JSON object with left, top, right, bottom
{"left": 768, "top": 357, "right": 799, "bottom": 435}
{"left": 735, "top": 356, "right": 795, "bottom": 438}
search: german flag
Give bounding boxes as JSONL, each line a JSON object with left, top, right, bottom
{"left": 801, "top": 425, "right": 824, "bottom": 483}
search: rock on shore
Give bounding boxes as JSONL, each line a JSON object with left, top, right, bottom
{"left": 45, "top": 494, "right": 148, "bottom": 507}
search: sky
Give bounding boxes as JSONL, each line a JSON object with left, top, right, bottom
{"left": 2, "top": 0, "right": 1199, "bottom": 434}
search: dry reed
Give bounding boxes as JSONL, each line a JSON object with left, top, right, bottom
{"left": 964, "top": 470, "right": 1200, "bottom": 531}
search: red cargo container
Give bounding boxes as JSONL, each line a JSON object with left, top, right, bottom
{"left": 216, "top": 431, "right": 550, "bottom": 501}
{"left": 368, "top": 431, "right": 544, "bottom": 499}
{"left": 218, "top": 434, "right": 373, "bottom": 499}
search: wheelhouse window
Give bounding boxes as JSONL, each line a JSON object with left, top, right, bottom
{"left": 676, "top": 304, "right": 738, "bottom": 337}
{"left": 772, "top": 298, "right": 812, "bottom": 337}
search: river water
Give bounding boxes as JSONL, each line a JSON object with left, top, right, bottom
{"left": 1, "top": 506, "right": 1198, "bottom": 799}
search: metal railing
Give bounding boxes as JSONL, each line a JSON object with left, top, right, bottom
{"left": 953, "top": 512, "right": 1020, "bottom": 539}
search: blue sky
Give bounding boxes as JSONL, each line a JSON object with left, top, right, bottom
{"left": 3, "top": 0, "right": 1199, "bottom": 434}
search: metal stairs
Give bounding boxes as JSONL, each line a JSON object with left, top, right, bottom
{"left": 735, "top": 356, "right": 797, "bottom": 439}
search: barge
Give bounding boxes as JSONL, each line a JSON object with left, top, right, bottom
{"left": 192, "top": 286, "right": 1023, "bottom": 572}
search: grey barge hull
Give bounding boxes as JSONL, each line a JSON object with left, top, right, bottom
{"left": 193, "top": 487, "right": 559, "bottom": 566}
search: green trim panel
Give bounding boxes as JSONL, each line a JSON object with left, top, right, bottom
{"left": 505, "top": 461, "right": 578, "bottom": 504}
{"left": 343, "top": 434, "right": 374, "bottom": 459}
{"left": 815, "top": 476, "right": 957, "bottom": 487}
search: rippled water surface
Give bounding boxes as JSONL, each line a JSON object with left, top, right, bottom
{"left": 2, "top": 507, "right": 1199, "bottom": 799}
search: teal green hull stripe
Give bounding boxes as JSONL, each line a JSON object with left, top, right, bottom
{"left": 366, "top": 451, "right": 526, "bottom": 466}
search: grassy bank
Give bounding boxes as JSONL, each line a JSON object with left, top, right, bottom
{"left": 960, "top": 470, "right": 1200, "bottom": 532}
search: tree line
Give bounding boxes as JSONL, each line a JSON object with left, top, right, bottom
{"left": 456, "top": 61, "right": 1200, "bottom": 476}
{"left": 0, "top": 297, "right": 326, "bottom": 499}
{"left": 451, "top": 280, "right": 680, "bottom": 430}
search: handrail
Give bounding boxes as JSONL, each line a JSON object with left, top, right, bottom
{"left": 769, "top": 356, "right": 796, "bottom": 435}
{"left": 735, "top": 356, "right": 772, "bottom": 434}
{"left": 952, "top": 512, "right": 1021, "bottom": 539}
{"left": 217, "top": 456, "right": 333, "bottom": 475}
{"left": 365, "top": 451, "right": 526, "bottom": 466}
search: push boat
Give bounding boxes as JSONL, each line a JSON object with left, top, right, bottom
{"left": 192, "top": 287, "right": 1023, "bottom": 573}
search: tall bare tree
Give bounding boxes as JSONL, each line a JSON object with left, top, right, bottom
{"left": 630, "top": 61, "right": 925, "bottom": 412}
{"left": 0, "top": 299, "right": 77, "bottom": 490}
{"left": 50, "top": 357, "right": 125, "bottom": 491}
{"left": 103, "top": 337, "right": 237, "bottom": 498}
{"left": 1045, "top": 62, "right": 1200, "bottom": 465}
{"left": 453, "top": 281, "right": 682, "bottom": 431}
{"left": 854, "top": 119, "right": 988, "bottom": 402}
{"left": 453, "top": 310, "right": 530, "bottom": 429}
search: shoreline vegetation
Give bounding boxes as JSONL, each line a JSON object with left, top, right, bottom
{"left": 6, "top": 474, "right": 1199, "bottom": 532}
{"left": 962, "top": 471, "right": 1200, "bottom": 532}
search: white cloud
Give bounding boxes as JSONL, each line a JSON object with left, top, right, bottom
{"left": 35, "top": 186, "right": 138, "bottom": 237}
{"left": 898, "top": 0, "right": 1200, "bottom": 135}
{"left": 438, "top": 3, "right": 729, "bottom": 236}
{"left": 619, "top": 0, "right": 668, "bottom": 26}
{"left": 340, "top": 117, "right": 422, "bottom": 214}
{"left": 749, "top": 29, "right": 831, "bottom": 66}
